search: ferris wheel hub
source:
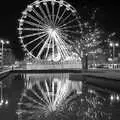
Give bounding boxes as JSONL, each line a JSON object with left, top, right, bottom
{"left": 47, "top": 27, "right": 58, "bottom": 37}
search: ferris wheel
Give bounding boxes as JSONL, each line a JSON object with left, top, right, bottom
{"left": 18, "top": 0, "right": 81, "bottom": 61}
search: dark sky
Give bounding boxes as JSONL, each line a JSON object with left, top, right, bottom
{"left": 0, "top": 0, "right": 120, "bottom": 59}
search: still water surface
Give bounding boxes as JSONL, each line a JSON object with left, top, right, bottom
{"left": 0, "top": 73, "right": 120, "bottom": 120}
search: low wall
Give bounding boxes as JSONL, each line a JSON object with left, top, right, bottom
{"left": 26, "top": 61, "right": 82, "bottom": 70}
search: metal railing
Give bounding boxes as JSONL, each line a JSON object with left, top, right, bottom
{"left": 89, "top": 64, "right": 120, "bottom": 70}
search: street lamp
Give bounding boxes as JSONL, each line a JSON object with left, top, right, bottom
{"left": 109, "top": 42, "right": 119, "bottom": 61}
{"left": 0, "top": 40, "right": 10, "bottom": 69}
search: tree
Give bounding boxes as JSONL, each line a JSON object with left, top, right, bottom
{"left": 72, "top": 19, "right": 104, "bottom": 69}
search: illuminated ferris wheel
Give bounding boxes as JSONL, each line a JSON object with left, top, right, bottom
{"left": 18, "top": 0, "right": 81, "bottom": 61}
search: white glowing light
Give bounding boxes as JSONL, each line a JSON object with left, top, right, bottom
{"left": 110, "top": 95, "right": 114, "bottom": 101}
{"left": 109, "top": 43, "right": 113, "bottom": 47}
{"left": 115, "top": 43, "right": 119, "bottom": 47}
{"left": 0, "top": 102, "right": 2, "bottom": 106}
{"left": 0, "top": 99, "right": 4, "bottom": 106}
{"left": 1, "top": 99, "right": 4, "bottom": 103}
{"left": 116, "top": 95, "right": 120, "bottom": 101}
{"left": 47, "top": 28, "right": 57, "bottom": 38}
{"left": 5, "top": 100, "right": 8, "bottom": 105}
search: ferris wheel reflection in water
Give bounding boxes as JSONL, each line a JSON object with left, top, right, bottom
{"left": 16, "top": 73, "right": 111, "bottom": 120}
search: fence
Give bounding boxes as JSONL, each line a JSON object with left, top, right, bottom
{"left": 89, "top": 63, "right": 120, "bottom": 70}
{"left": 106, "top": 64, "right": 120, "bottom": 70}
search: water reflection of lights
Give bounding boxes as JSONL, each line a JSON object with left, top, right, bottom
{"left": 17, "top": 73, "right": 112, "bottom": 120}
{"left": 0, "top": 81, "right": 9, "bottom": 107}
{"left": 0, "top": 99, "right": 9, "bottom": 106}
{"left": 110, "top": 93, "right": 120, "bottom": 103}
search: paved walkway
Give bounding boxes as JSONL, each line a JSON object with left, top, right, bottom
{"left": 70, "top": 70, "right": 120, "bottom": 92}
{"left": 70, "top": 70, "right": 120, "bottom": 80}
{"left": 82, "top": 71, "right": 120, "bottom": 81}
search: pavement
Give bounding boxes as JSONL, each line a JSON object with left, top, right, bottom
{"left": 70, "top": 69, "right": 120, "bottom": 80}
{"left": 82, "top": 71, "right": 120, "bottom": 81}
{"left": 70, "top": 70, "right": 120, "bottom": 93}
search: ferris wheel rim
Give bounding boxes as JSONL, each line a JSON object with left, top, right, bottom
{"left": 18, "top": 0, "right": 81, "bottom": 61}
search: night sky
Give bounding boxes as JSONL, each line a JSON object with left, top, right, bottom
{"left": 0, "top": 0, "right": 120, "bottom": 59}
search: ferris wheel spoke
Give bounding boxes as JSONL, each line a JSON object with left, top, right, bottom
{"left": 57, "top": 37, "right": 70, "bottom": 58}
{"left": 56, "top": 34, "right": 69, "bottom": 56}
{"left": 57, "top": 46, "right": 64, "bottom": 60}
{"left": 52, "top": 81, "right": 55, "bottom": 104}
{"left": 30, "top": 35, "right": 48, "bottom": 53}
{"left": 31, "top": 89, "right": 48, "bottom": 106}
{"left": 24, "top": 20, "right": 42, "bottom": 28}
{"left": 44, "top": 2, "right": 53, "bottom": 24}
{"left": 54, "top": 4, "right": 61, "bottom": 24}
{"left": 59, "top": 36, "right": 69, "bottom": 49}
{"left": 59, "top": 18, "right": 78, "bottom": 28}
{"left": 52, "top": 36, "right": 63, "bottom": 59}
{"left": 32, "top": 8, "right": 45, "bottom": 24}
{"left": 21, "top": 27, "right": 43, "bottom": 31}
{"left": 24, "top": 95, "right": 45, "bottom": 107}
{"left": 37, "top": 83, "right": 50, "bottom": 104}
{"left": 53, "top": 83, "right": 63, "bottom": 106}
{"left": 31, "top": 106, "right": 46, "bottom": 113}
{"left": 56, "top": 8, "right": 67, "bottom": 25}
{"left": 51, "top": 1, "right": 55, "bottom": 23}
{"left": 27, "top": 13, "right": 44, "bottom": 27}
{"left": 51, "top": 38, "right": 55, "bottom": 59}
{"left": 57, "top": 43, "right": 66, "bottom": 60}
{"left": 37, "top": 35, "right": 51, "bottom": 58}
{"left": 21, "top": 31, "right": 45, "bottom": 39}
{"left": 38, "top": 3, "right": 50, "bottom": 24}
{"left": 25, "top": 33, "right": 47, "bottom": 46}
{"left": 22, "top": 102, "right": 42, "bottom": 111}
{"left": 60, "top": 40, "right": 70, "bottom": 57}
{"left": 45, "top": 37, "right": 52, "bottom": 59}
{"left": 60, "top": 44, "right": 69, "bottom": 58}
{"left": 58, "top": 13, "right": 72, "bottom": 26}
{"left": 44, "top": 80, "right": 52, "bottom": 105}
{"left": 55, "top": 38, "right": 67, "bottom": 59}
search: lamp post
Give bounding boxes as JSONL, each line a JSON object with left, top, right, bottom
{"left": 109, "top": 42, "right": 119, "bottom": 61}
{"left": 0, "top": 40, "right": 9, "bottom": 69}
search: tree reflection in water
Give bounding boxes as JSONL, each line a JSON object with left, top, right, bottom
{"left": 16, "top": 73, "right": 111, "bottom": 120}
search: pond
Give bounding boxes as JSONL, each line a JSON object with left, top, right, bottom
{"left": 0, "top": 72, "right": 120, "bottom": 120}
